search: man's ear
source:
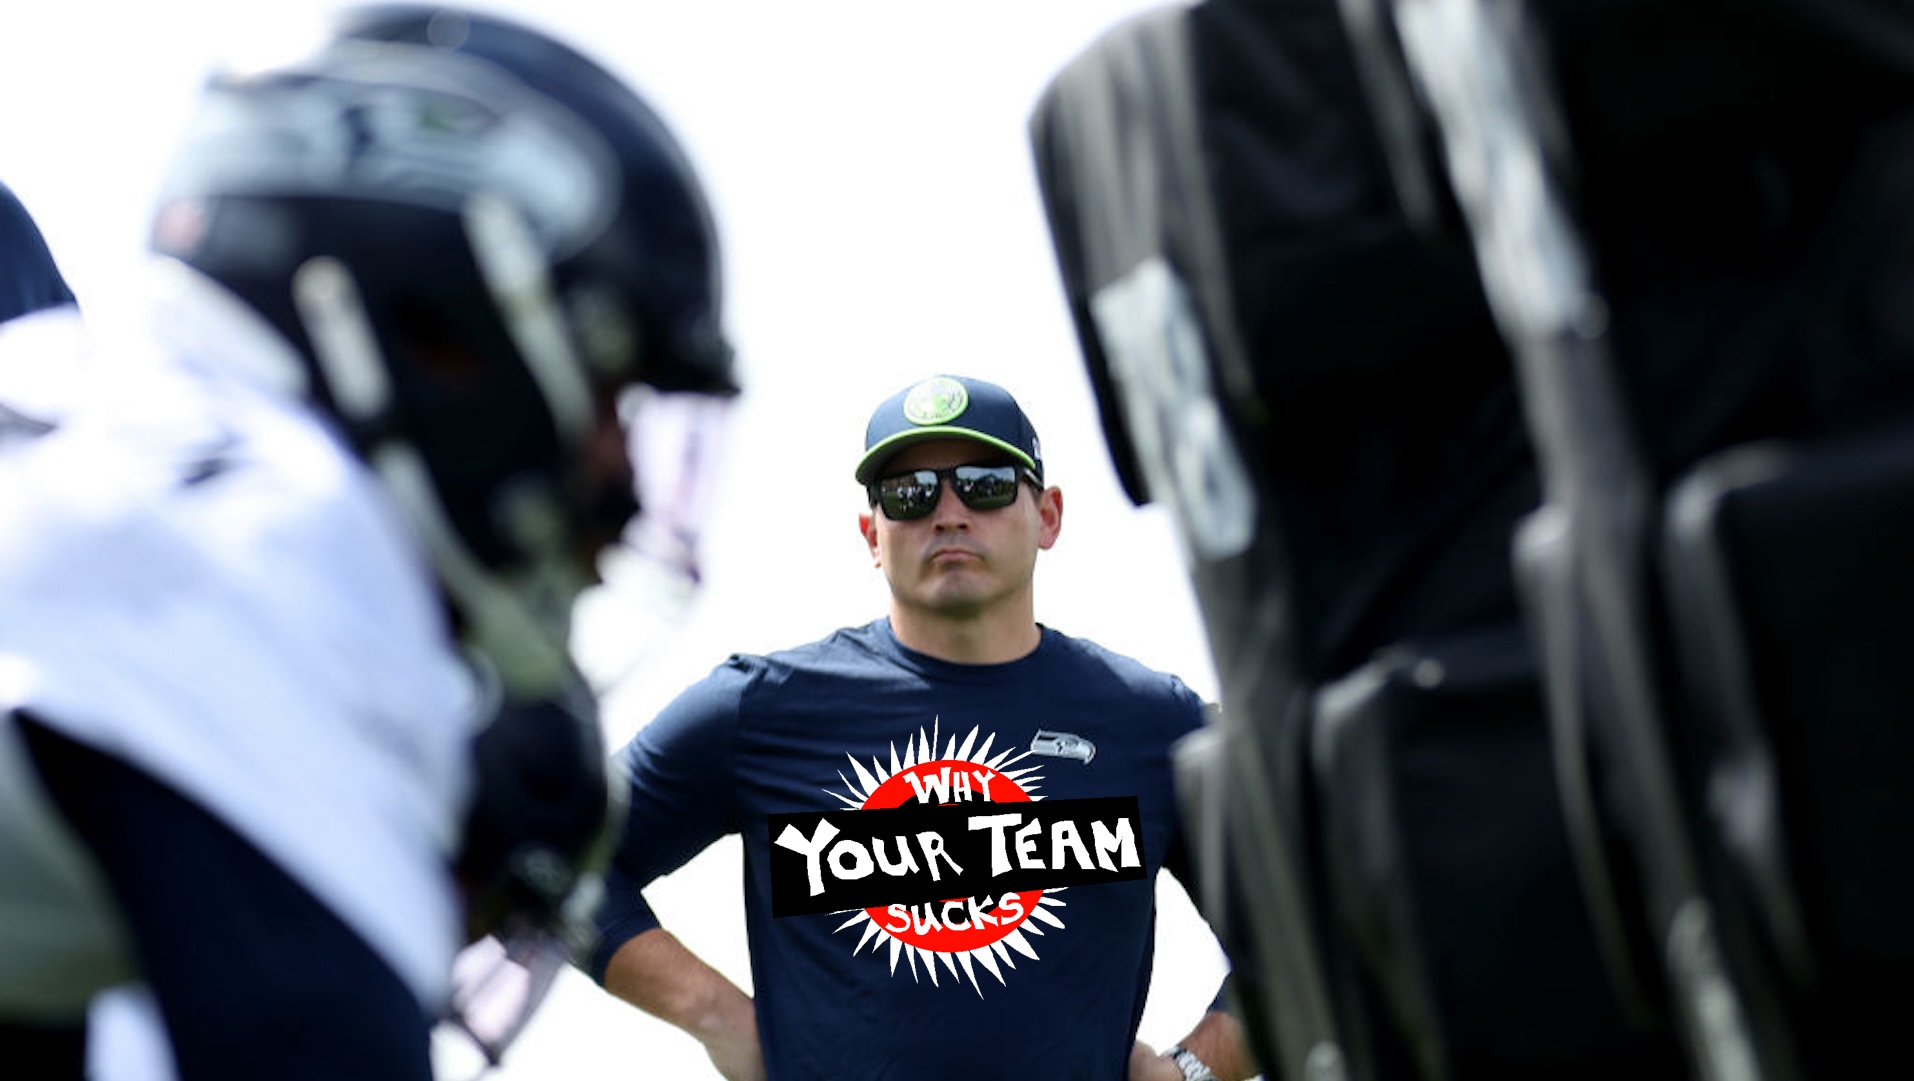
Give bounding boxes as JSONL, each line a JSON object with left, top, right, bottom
{"left": 859, "top": 511, "right": 881, "bottom": 564}
{"left": 1037, "top": 486, "right": 1063, "bottom": 551}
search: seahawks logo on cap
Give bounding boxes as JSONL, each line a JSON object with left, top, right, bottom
{"left": 902, "top": 377, "right": 968, "bottom": 426}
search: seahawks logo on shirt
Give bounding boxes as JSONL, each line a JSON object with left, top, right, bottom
{"left": 1029, "top": 729, "right": 1096, "bottom": 764}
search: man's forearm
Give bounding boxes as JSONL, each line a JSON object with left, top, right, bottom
{"left": 1167, "top": 1009, "right": 1257, "bottom": 1081}
{"left": 601, "top": 927, "right": 756, "bottom": 1047}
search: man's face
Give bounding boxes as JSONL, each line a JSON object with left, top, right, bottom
{"left": 859, "top": 438, "right": 1060, "bottom": 621}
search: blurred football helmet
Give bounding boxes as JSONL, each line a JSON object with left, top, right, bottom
{"left": 152, "top": 3, "right": 735, "bottom": 696}
{"left": 148, "top": 5, "right": 736, "bottom": 1067}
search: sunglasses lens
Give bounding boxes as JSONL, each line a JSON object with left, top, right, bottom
{"left": 872, "top": 464, "right": 1028, "bottom": 520}
{"left": 951, "top": 466, "right": 1020, "bottom": 510}
{"left": 876, "top": 470, "right": 941, "bottom": 520}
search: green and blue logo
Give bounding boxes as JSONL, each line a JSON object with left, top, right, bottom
{"left": 901, "top": 377, "right": 969, "bottom": 427}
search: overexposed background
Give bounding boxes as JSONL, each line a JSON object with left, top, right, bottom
{"left": 0, "top": 2, "right": 1232, "bottom": 1077}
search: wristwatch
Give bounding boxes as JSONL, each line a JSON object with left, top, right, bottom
{"left": 1163, "top": 1044, "right": 1218, "bottom": 1081}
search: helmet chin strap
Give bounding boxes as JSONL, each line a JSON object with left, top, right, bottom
{"left": 291, "top": 254, "right": 584, "bottom": 699}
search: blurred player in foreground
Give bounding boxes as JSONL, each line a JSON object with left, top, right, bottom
{"left": 0, "top": 6, "right": 736, "bottom": 1079}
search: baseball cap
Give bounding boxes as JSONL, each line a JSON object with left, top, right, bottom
{"left": 854, "top": 375, "right": 1044, "bottom": 486}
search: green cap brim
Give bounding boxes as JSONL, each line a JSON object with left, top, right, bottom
{"left": 855, "top": 428, "right": 1040, "bottom": 485}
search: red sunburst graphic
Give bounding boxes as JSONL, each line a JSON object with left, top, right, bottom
{"left": 821, "top": 719, "right": 1073, "bottom": 995}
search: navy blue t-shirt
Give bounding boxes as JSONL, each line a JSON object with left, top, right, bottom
{"left": 592, "top": 619, "right": 1209, "bottom": 1081}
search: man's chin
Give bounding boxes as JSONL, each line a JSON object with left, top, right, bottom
{"left": 913, "top": 579, "right": 996, "bottom": 618}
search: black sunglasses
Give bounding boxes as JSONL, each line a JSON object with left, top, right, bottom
{"left": 868, "top": 464, "right": 1042, "bottom": 521}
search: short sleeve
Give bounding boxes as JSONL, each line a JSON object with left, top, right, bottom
{"left": 586, "top": 656, "right": 755, "bottom": 981}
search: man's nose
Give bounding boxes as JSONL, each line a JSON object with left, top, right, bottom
{"left": 930, "top": 475, "right": 970, "bottom": 527}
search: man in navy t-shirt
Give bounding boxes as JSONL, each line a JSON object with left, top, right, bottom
{"left": 590, "top": 375, "right": 1252, "bottom": 1081}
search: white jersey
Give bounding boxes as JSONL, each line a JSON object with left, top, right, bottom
{"left": 0, "top": 275, "right": 480, "bottom": 1016}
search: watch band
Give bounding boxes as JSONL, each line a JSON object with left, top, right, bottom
{"left": 1163, "top": 1044, "right": 1219, "bottom": 1081}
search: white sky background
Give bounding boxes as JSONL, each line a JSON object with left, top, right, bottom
{"left": 0, "top": 2, "right": 1232, "bottom": 1077}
